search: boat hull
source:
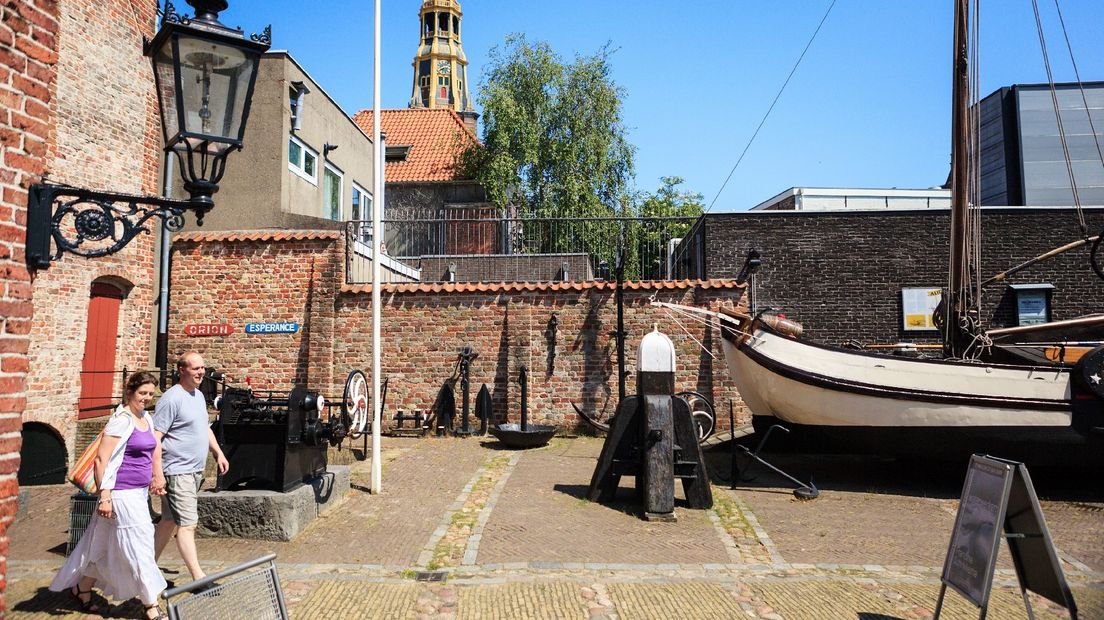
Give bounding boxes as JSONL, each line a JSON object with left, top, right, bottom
{"left": 721, "top": 323, "right": 1073, "bottom": 428}
{"left": 717, "top": 312, "right": 1103, "bottom": 461}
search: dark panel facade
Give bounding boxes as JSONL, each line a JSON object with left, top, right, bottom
{"left": 688, "top": 208, "right": 1104, "bottom": 345}
{"left": 979, "top": 83, "right": 1104, "bottom": 207}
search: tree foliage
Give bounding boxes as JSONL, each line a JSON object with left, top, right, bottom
{"left": 461, "top": 34, "right": 635, "bottom": 222}
{"left": 631, "top": 176, "right": 705, "bottom": 279}
{"left": 459, "top": 36, "right": 707, "bottom": 280}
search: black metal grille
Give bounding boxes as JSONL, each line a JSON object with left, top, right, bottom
{"left": 345, "top": 216, "right": 701, "bottom": 284}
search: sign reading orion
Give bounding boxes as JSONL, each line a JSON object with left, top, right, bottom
{"left": 184, "top": 323, "right": 234, "bottom": 337}
{"left": 245, "top": 322, "right": 300, "bottom": 334}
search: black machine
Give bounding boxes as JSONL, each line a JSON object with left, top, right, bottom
{"left": 215, "top": 386, "right": 349, "bottom": 492}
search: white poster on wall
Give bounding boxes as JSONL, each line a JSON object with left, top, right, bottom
{"left": 902, "top": 287, "right": 942, "bottom": 331}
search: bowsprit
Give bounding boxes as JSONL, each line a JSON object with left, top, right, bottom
{"left": 215, "top": 385, "right": 348, "bottom": 492}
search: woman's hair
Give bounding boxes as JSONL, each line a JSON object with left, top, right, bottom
{"left": 125, "top": 371, "right": 159, "bottom": 397}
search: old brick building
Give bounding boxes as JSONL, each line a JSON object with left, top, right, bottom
{"left": 20, "top": 0, "right": 162, "bottom": 486}
{"left": 3, "top": 0, "right": 163, "bottom": 610}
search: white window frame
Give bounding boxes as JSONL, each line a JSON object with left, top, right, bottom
{"left": 323, "top": 162, "right": 344, "bottom": 221}
{"left": 351, "top": 183, "right": 372, "bottom": 241}
{"left": 288, "top": 135, "right": 318, "bottom": 185}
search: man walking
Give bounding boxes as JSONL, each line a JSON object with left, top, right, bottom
{"left": 152, "top": 351, "right": 228, "bottom": 583}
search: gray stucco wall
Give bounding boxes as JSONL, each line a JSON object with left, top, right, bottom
{"left": 180, "top": 52, "right": 376, "bottom": 232}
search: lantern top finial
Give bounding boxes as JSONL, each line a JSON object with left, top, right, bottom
{"left": 186, "top": 0, "right": 229, "bottom": 26}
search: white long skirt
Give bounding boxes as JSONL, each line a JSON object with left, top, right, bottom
{"left": 49, "top": 487, "right": 167, "bottom": 605}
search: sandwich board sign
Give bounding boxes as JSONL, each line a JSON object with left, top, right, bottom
{"left": 935, "top": 454, "right": 1078, "bottom": 619}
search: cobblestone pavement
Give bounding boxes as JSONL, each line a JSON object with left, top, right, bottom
{"left": 8, "top": 436, "right": 1104, "bottom": 619}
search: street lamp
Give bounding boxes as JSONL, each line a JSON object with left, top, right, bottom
{"left": 26, "top": 0, "right": 270, "bottom": 269}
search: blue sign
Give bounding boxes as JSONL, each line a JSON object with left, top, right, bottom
{"left": 245, "top": 322, "right": 300, "bottom": 334}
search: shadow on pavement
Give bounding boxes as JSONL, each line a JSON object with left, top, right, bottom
{"left": 704, "top": 445, "right": 1104, "bottom": 503}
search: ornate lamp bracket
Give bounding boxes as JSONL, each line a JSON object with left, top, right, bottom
{"left": 26, "top": 183, "right": 207, "bottom": 269}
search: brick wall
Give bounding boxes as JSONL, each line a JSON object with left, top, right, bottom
{"left": 25, "top": 0, "right": 160, "bottom": 467}
{"left": 696, "top": 208, "right": 1104, "bottom": 345}
{"left": 0, "top": 0, "right": 60, "bottom": 611}
{"left": 167, "top": 233, "right": 750, "bottom": 435}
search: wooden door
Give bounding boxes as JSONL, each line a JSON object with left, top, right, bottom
{"left": 78, "top": 282, "right": 123, "bottom": 419}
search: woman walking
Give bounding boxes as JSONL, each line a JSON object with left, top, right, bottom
{"left": 50, "top": 371, "right": 169, "bottom": 619}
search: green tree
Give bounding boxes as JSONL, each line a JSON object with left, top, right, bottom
{"left": 460, "top": 35, "right": 635, "bottom": 259}
{"left": 633, "top": 176, "right": 705, "bottom": 279}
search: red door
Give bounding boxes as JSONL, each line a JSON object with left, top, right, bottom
{"left": 78, "top": 283, "right": 123, "bottom": 419}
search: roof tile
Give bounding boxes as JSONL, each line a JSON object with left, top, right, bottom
{"left": 175, "top": 230, "right": 341, "bottom": 243}
{"left": 351, "top": 108, "right": 479, "bottom": 183}
{"left": 340, "top": 279, "right": 743, "bottom": 295}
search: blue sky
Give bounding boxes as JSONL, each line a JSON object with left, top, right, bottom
{"left": 217, "top": 1, "right": 1104, "bottom": 211}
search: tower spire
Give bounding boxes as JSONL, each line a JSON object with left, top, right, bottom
{"left": 409, "top": 0, "right": 478, "bottom": 134}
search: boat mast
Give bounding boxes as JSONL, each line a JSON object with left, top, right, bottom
{"left": 945, "top": 0, "right": 972, "bottom": 358}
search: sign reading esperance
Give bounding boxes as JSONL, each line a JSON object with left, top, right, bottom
{"left": 245, "top": 322, "right": 300, "bottom": 334}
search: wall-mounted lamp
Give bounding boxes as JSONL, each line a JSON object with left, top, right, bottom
{"left": 26, "top": 0, "right": 270, "bottom": 268}
{"left": 323, "top": 143, "right": 339, "bottom": 157}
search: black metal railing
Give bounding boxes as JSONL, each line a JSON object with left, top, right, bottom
{"left": 345, "top": 216, "right": 702, "bottom": 284}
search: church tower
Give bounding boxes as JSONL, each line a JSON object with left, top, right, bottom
{"left": 409, "top": 0, "right": 478, "bottom": 134}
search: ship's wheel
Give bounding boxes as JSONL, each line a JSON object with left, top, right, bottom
{"left": 342, "top": 369, "right": 370, "bottom": 439}
{"left": 676, "top": 391, "right": 716, "bottom": 442}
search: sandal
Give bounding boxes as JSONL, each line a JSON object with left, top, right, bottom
{"left": 145, "top": 603, "right": 168, "bottom": 620}
{"left": 69, "top": 586, "right": 101, "bottom": 613}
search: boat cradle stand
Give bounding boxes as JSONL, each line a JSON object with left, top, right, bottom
{"left": 733, "top": 424, "right": 819, "bottom": 500}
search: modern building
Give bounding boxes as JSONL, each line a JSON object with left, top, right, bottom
{"left": 408, "top": 0, "right": 478, "bottom": 134}
{"left": 750, "top": 187, "right": 951, "bottom": 211}
{"left": 979, "top": 81, "right": 1104, "bottom": 206}
{"left": 677, "top": 206, "right": 1104, "bottom": 346}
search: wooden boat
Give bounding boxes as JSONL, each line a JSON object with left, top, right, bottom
{"left": 712, "top": 0, "right": 1104, "bottom": 462}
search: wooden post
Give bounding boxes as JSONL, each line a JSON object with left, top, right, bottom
{"left": 638, "top": 327, "right": 676, "bottom": 521}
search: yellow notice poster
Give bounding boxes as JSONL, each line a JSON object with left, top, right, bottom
{"left": 901, "top": 287, "right": 942, "bottom": 331}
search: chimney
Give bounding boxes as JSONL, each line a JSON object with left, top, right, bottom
{"left": 459, "top": 111, "right": 479, "bottom": 137}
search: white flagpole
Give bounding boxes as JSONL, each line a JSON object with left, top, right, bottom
{"left": 370, "top": 0, "right": 383, "bottom": 494}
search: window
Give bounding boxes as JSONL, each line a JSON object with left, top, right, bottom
{"left": 288, "top": 135, "right": 317, "bottom": 184}
{"left": 323, "top": 164, "right": 342, "bottom": 220}
{"left": 420, "top": 75, "right": 431, "bottom": 87}
{"left": 352, "top": 184, "right": 372, "bottom": 242}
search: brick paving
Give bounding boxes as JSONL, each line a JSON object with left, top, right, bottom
{"left": 8, "top": 436, "right": 1104, "bottom": 619}
{"left": 477, "top": 438, "right": 730, "bottom": 566}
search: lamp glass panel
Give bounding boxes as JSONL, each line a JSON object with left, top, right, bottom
{"left": 152, "top": 39, "right": 181, "bottom": 144}
{"left": 176, "top": 35, "right": 253, "bottom": 142}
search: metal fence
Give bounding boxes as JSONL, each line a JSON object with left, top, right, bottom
{"left": 345, "top": 216, "right": 701, "bottom": 284}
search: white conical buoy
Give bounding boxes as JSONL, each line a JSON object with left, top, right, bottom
{"left": 638, "top": 325, "right": 676, "bottom": 373}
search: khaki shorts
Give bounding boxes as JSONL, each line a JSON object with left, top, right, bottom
{"left": 164, "top": 472, "right": 204, "bottom": 527}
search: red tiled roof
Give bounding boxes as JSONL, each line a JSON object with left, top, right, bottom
{"left": 340, "top": 279, "right": 743, "bottom": 295}
{"left": 351, "top": 108, "right": 479, "bottom": 183}
{"left": 174, "top": 230, "right": 342, "bottom": 243}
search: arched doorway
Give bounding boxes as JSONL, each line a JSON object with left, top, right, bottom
{"left": 17, "top": 422, "right": 67, "bottom": 485}
{"left": 79, "top": 281, "right": 126, "bottom": 419}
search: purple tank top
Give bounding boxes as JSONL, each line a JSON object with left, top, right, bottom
{"left": 114, "top": 423, "right": 156, "bottom": 490}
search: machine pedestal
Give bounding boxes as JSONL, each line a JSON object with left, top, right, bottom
{"left": 196, "top": 465, "right": 349, "bottom": 541}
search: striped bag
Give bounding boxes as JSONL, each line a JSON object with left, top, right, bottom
{"left": 67, "top": 432, "right": 103, "bottom": 494}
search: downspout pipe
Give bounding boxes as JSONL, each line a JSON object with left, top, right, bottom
{"left": 155, "top": 155, "right": 174, "bottom": 384}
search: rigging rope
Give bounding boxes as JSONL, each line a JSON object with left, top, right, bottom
{"left": 661, "top": 306, "right": 718, "bottom": 361}
{"left": 1050, "top": 0, "right": 1104, "bottom": 169}
{"left": 700, "top": 0, "right": 837, "bottom": 218}
{"left": 1031, "top": 0, "right": 1087, "bottom": 235}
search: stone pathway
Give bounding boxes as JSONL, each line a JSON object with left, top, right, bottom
{"left": 8, "top": 436, "right": 1103, "bottom": 619}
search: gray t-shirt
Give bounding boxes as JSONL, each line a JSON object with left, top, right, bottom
{"left": 154, "top": 384, "right": 210, "bottom": 475}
